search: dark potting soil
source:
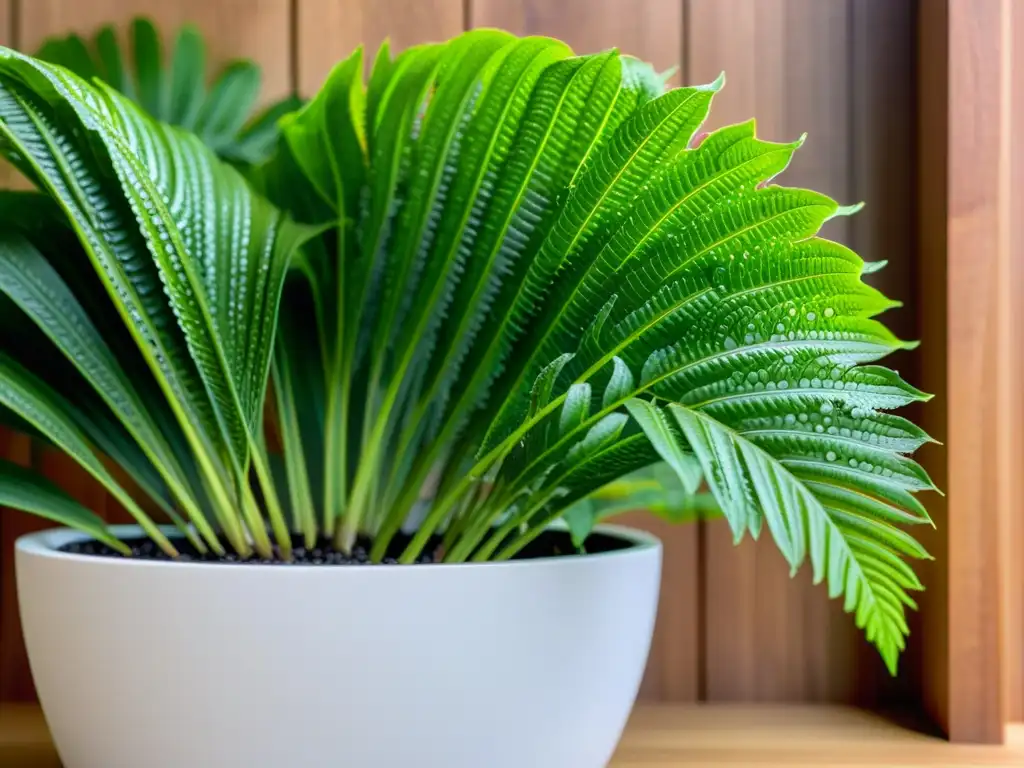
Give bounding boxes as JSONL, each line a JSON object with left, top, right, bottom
{"left": 58, "top": 529, "right": 633, "bottom": 565}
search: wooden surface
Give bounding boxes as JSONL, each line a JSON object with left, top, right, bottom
{"left": 914, "top": 0, "right": 1007, "bottom": 744}
{"left": 296, "top": 0, "right": 464, "bottom": 94}
{"left": 18, "top": 0, "right": 293, "bottom": 101}
{"left": 1, "top": 704, "right": 1022, "bottom": 768}
{"left": 1004, "top": 0, "right": 1024, "bottom": 725}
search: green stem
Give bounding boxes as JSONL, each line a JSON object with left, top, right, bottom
{"left": 470, "top": 490, "right": 556, "bottom": 562}
{"left": 369, "top": 440, "right": 441, "bottom": 561}
{"left": 322, "top": 372, "right": 349, "bottom": 538}
{"left": 444, "top": 483, "right": 517, "bottom": 562}
{"left": 240, "top": 482, "right": 273, "bottom": 559}
{"left": 439, "top": 475, "right": 494, "bottom": 557}
{"left": 250, "top": 446, "right": 293, "bottom": 561}
{"left": 336, "top": 366, "right": 405, "bottom": 551}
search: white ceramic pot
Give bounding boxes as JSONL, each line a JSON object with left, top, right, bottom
{"left": 16, "top": 523, "right": 661, "bottom": 768}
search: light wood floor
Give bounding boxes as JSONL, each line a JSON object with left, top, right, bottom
{"left": 1, "top": 703, "right": 1023, "bottom": 766}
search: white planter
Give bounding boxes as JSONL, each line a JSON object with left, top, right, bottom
{"left": 16, "top": 523, "right": 661, "bottom": 768}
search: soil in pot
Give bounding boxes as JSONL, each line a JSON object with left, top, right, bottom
{"left": 58, "top": 529, "right": 633, "bottom": 565}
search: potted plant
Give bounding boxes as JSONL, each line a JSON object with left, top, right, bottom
{"left": 0, "top": 25, "right": 936, "bottom": 768}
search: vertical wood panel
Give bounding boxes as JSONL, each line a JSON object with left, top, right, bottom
{"left": 917, "top": 0, "right": 1007, "bottom": 744}
{"left": 468, "top": 0, "right": 682, "bottom": 84}
{"left": 296, "top": 0, "right": 464, "bottom": 96}
{"left": 1004, "top": 0, "right": 1024, "bottom": 725}
{"left": 944, "top": 0, "right": 1005, "bottom": 743}
{"left": 689, "top": 0, "right": 867, "bottom": 703}
{"left": 18, "top": 0, "right": 293, "bottom": 102}
{"left": 470, "top": 0, "right": 696, "bottom": 703}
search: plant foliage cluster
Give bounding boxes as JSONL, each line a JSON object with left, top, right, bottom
{"left": 0, "top": 23, "right": 936, "bottom": 672}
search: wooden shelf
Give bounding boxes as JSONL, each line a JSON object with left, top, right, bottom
{"left": 1, "top": 703, "right": 1022, "bottom": 767}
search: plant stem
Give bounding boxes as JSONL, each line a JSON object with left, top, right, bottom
{"left": 322, "top": 372, "right": 349, "bottom": 539}
{"left": 369, "top": 444, "right": 438, "bottom": 561}
{"left": 470, "top": 489, "right": 556, "bottom": 562}
{"left": 336, "top": 369, "right": 404, "bottom": 551}
{"left": 444, "top": 482, "right": 516, "bottom": 561}
{"left": 240, "top": 483, "right": 274, "bottom": 559}
{"left": 249, "top": 446, "right": 293, "bottom": 561}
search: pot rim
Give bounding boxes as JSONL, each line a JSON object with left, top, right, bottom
{"left": 15, "top": 522, "right": 661, "bottom": 571}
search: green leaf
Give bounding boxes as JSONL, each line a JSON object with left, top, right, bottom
{"left": 0, "top": 47, "right": 315, "bottom": 555}
{"left": 559, "top": 383, "right": 592, "bottom": 435}
{"left": 0, "top": 229, "right": 219, "bottom": 548}
{"left": 94, "top": 26, "right": 131, "bottom": 97}
{"left": 669, "top": 403, "right": 929, "bottom": 673}
{"left": 603, "top": 356, "right": 635, "bottom": 408}
{"left": 168, "top": 24, "right": 206, "bottom": 130}
{"left": 0, "top": 352, "right": 176, "bottom": 553}
{"left": 624, "top": 397, "right": 702, "bottom": 494}
{"left": 0, "top": 459, "right": 130, "bottom": 554}
{"left": 195, "top": 61, "right": 261, "bottom": 151}
{"left": 131, "top": 18, "right": 164, "bottom": 120}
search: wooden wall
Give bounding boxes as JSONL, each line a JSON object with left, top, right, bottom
{"left": 0, "top": 0, "right": 953, "bottom": 726}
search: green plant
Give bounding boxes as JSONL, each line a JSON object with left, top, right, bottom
{"left": 34, "top": 16, "right": 303, "bottom": 165}
{"left": 0, "top": 29, "right": 935, "bottom": 674}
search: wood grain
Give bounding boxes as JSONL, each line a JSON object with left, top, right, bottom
{"left": 3, "top": 703, "right": 1023, "bottom": 767}
{"left": 923, "top": 0, "right": 1005, "bottom": 743}
{"left": 468, "top": 0, "right": 683, "bottom": 84}
{"left": 1004, "top": 0, "right": 1024, "bottom": 725}
{"left": 468, "top": 0, "right": 696, "bottom": 702}
{"left": 296, "top": 0, "right": 464, "bottom": 95}
{"left": 18, "top": 0, "right": 293, "bottom": 102}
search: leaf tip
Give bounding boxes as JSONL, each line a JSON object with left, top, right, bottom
{"left": 701, "top": 71, "right": 726, "bottom": 92}
{"left": 828, "top": 202, "right": 865, "bottom": 221}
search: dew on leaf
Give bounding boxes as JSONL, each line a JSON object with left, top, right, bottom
{"left": 826, "top": 451, "right": 837, "bottom": 462}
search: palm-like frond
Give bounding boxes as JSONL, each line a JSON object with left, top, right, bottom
{"left": 0, "top": 30, "right": 935, "bottom": 674}
{"left": 34, "top": 16, "right": 302, "bottom": 165}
